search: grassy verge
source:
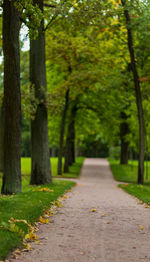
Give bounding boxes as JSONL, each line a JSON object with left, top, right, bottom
{"left": 0, "top": 156, "right": 85, "bottom": 259}
{"left": 109, "top": 158, "right": 150, "bottom": 206}
{"left": 21, "top": 157, "right": 85, "bottom": 178}
{"left": 118, "top": 184, "right": 150, "bottom": 205}
{"left": 0, "top": 179, "right": 75, "bottom": 260}
{"left": 108, "top": 158, "right": 150, "bottom": 184}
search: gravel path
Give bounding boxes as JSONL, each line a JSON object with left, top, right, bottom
{"left": 10, "top": 158, "right": 150, "bottom": 262}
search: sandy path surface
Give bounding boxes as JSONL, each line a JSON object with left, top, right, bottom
{"left": 10, "top": 158, "right": 150, "bottom": 262}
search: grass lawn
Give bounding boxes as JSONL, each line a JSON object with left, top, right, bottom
{"left": 0, "top": 157, "right": 84, "bottom": 260}
{"left": 109, "top": 158, "right": 150, "bottom": 206}
{"left": 0, "top": 179, "right": 75, "bottom": 260}
{"left": 21, "top": 157, "right": 85, "bottom": 178}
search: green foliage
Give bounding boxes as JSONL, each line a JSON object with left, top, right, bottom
{"left": 14, "top": 0, "right": 43, "bottom": 38}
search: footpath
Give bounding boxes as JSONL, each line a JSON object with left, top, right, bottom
{"left": 11, "top": 159, "right": 150, "bottom": 262}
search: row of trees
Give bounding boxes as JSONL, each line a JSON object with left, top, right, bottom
{"left": 0, "top": 0, "right": 150, "bottom": 194}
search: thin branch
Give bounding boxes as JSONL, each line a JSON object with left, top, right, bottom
{"left": 44, "top": 0, "right": 68, "bottom": 31}
{"left": 44, "top": 3, "right": 57, "bottom": 8}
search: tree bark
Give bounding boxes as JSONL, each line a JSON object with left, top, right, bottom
{"left": 120, "top": 112, "right": 129, "bottom": 165}
{"left": 1, "top": 0, "right": 21, "bottom": 194}
{"left": 0, "top": 103, "right": 4, "bottom": 172}
{"left": 64, "top": 104, "right": 77, "bottom": 173}
{"left": 30, "top": 0, "right": 51, "bottom": 185}
{"left": 121, "top": 0, "right": 145, "bottom": 184}
{"left": 57, "top": 89, "right": 69, "bottom": 175}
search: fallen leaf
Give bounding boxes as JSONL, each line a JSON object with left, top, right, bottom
{"left": 53, "top": 200, "right": 63, "bottom": 207}
{"left": 38, "top": 216, "right": 50, "bottom": 224}
{"left": 90, "top": 209, "right": 97, "bottom": 212}
{"left": 33, "top": 188, "right": 54, "bottom": 193}
{"left": 139, "top": 224, "right": 143, "bottom": 230}
{"left": 25, "top": 231, "right": 38, "bottom": 241}
{"left": 144, "top": 205, "right": 150, "bottom": 208}
{"left": 63, "top": 195, "right": 68, "bottom": 199}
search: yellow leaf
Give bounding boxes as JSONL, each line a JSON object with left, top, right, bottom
{"left": 63, "top": 195, "right": 68, "bottom": 199}
{"left": 53, "top": 200, "right": 63, "bottom": 207}
{"left": 139, "top": 224, "right": 143, "bottom": 230}
{"left": 25, "top": 231, "right": 38, "bottom": 240}
{"left": 91, "top": 209, "right": 97, "bottom": 212}
{"left": 33, "top": 187, "right": 54, "bottom": 193}
{"left": 38, "top": 216, "right": 50, "bottom": 224}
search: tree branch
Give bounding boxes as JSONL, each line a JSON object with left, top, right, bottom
{"left": 44, "top": 0, "right": 68, "bottom": 31}
{"left": 44, "top": 3, "right": 57, "bottom": 8}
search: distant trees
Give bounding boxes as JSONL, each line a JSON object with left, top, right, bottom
{"left": 1, "top": 0, "right": 150, "bottom": 194}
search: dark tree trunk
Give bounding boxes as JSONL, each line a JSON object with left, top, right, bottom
{"left": 121, "top": 0, "right": 145, "bottom": 184}
{"left": 120, "top": 112, "right": 129, "bottom": 165}
{"left": 57, "top": 89, "right": 69, "bottom": 175}
{"left": 1, "top": 0, "right": 21, "bottom": 194}
{"left": 30, "top": 0, "right": 51, "bottom": 185}
{"left": 0, "top": 103, "right": 4, "bottom": 172}
{"left": 64, "top": 104, "right": 77, "bottom": 173}
{"left": 51, "top": 145, "right": 57, "bottom": 157}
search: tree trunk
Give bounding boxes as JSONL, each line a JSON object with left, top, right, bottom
{"left": 1, "top": 0, "right": 21, "bottom": 194}
{"left": 121, "top": 0, "right": 145, "bottom": 184}
{"left": 57, "top": 89, "right": 69, "bottom": 175}
{"left": 0, "top": 103, "right": 4, "bottom": 172}
{"left": 120, "top": 112, "right": 129, "bottom": 165}
{"left": 64, "top": 104, "right": 77, "bottom": 173}
{"left": 30, "top": 0, "right": 51, "bottom": 185}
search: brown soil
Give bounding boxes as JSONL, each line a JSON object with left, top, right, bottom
{"left": 9, "top": 159, "right": 150, "bottom": 262}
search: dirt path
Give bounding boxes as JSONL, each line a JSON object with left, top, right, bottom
{"left": 10, "top": 159, "right": 150, "bottom": 262}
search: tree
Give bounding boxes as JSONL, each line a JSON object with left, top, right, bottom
{"left": 30, "top": 0, "right": 51, "bottom": 185}
{"left": 64, "top": 101, "right": 77, "bottom": 172}
{"left": 1, "top": 0, "right": 21, "bottom": 194}
{"left": 120, "top": 111, "right": 129, "bottom": 164}
{"left": 57, "top": 89, "right": 69, "bottom": 175}
{"left": 121, "top": 0, "right": 145, "bottom": 184}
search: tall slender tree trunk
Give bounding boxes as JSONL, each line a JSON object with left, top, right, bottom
{"left": 0, "top": 103, "right": 4, "bottom": 172}
{"left": 1, "top": 0, "right": 21, "bottom": 194}
{"left": 120, "top": 112, "right": 129, "bottom": 165}
{"left": 30, "top": 0, "right": 51, "bottom": 185}
{"left": 64, "top": 104, "right": 77, "bottom": 173}
{"left": 121, "top": 0, "right": 145, "bottom": 184}
{"left": 57, "top": 89, "right": 69, "bottom": 175}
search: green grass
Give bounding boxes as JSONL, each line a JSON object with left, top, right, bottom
{"left": 109, "top": 158, "right": 150, "bottom": 208}
{"left": 21, "top": 157, "right": 85, "bottom": 178}
{"left": 0, "top": 179, "right": 75, "bottom": 260}
{"left": 118, "top": 184, "right": 150, "bottom": 205}
{"left": 108, "top": 158, "right": 150, "bottom": 184}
